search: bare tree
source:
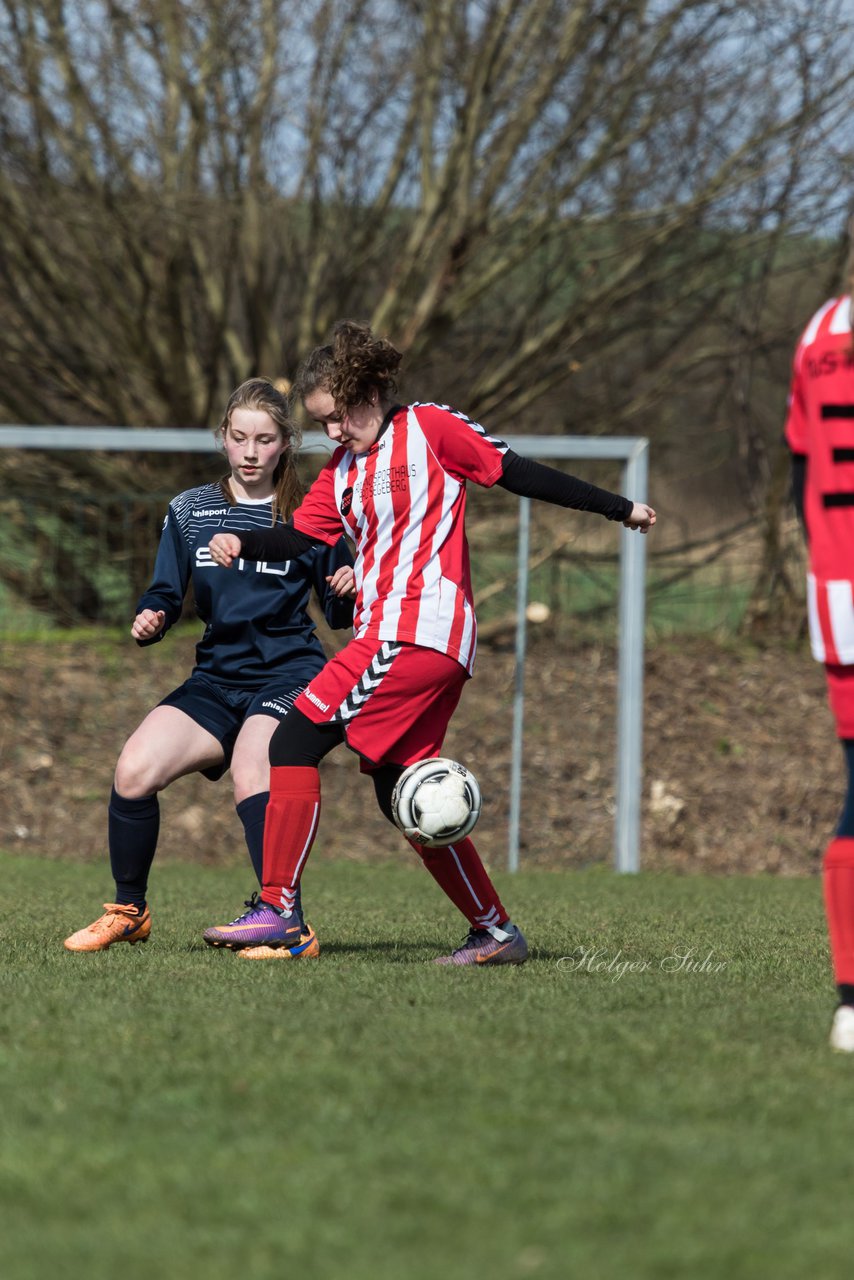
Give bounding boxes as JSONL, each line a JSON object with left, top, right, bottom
{"left": 1, "top": 0, "right": 851, "bottom": 418}
{"left": 0, "top": 0, "right": 852, "bottom": 618}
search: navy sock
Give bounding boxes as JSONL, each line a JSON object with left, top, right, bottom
{"left": 109, "top": 787, "right": 160, "bottom": 910}
{"left": 236, "top": 791, "right": 303, "bottom": 924}
{"left": 236, "top": 791, "right": 269, "bottom": 883}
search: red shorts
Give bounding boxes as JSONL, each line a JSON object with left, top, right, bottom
{"left": 826, "top": 663, "right": 854, "bottom": 739}
{"left": 294, "top": 637, "right": 469, "bottom": 770}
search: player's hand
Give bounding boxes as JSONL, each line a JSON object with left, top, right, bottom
{"left": 131, "top": 609, "right": 166, "bottom": 641}
{"left": 209, "top": 533, "right": 243, "bottom": 567}
{"left": 327, "top": 565, "right": 357, "bottom": 598}
{"left": 623, "top": 503, "right": 656, "bottom": 533}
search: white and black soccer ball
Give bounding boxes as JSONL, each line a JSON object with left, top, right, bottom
{"left": 391, "top": 757, "right": 482, "bottom": 848}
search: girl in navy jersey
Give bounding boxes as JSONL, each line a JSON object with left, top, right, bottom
{"left": 64, "top": 378, "right": 355, "bottom": 955}
{"left": 203, "top": 323, "right": 655, "bottom": 964}
{"left": 785, "top": 249, "right": 854, "bottom": 1051}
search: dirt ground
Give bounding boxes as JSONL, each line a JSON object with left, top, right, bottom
{"left": 0, "top": 626, "right": 842, "bottom": 881}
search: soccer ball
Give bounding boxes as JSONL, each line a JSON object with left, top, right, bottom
{"left": 391, "top": 757, "right": 482, "bottom": 848}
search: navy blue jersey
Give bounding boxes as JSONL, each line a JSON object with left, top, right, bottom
{"left": 136, "top": 482, "right": 354, "bottom": 688}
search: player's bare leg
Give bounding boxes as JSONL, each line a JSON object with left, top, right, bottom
{"left": 65, "top": 708, "right": 222, "bottom": 952}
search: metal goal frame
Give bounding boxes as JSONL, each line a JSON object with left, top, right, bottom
{"left": 0, "top": 425, "right": 649, "bottom": 872}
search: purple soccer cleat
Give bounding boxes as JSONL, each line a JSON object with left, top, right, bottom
{"left": 434, "top": 923, "right": 529, "bottom": 967}
{"left": 203, "top": 893, "right": 304, "bottom": 951}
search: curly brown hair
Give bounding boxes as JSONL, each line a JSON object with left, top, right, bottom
{"left": 294, "top": 320, "right": 403, "bottom": 415}
{"left": 214, "top": 377, "right": 304, "bottom": 523}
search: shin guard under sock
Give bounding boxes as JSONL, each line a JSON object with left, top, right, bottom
{"left": 823, "top": 836, "right": 854, "bottom": 985}
{"left": 408, "top": 835, "right": 508, "bottom": 932}
{"left": 237, "top": 791, "right": 303, "bottom": 922}
{"left": 260, "top": 767, "right": 320, "bottom": 917}
{"left": 109, "top": 787, "right": 160, "bottom": 910}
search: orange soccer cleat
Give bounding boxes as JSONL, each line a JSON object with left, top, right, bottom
{"left": 238, "top": 924, "right": 321, "bottom": 960}
{"left": 64, "top": 903, "right": 152, "bottom": 953}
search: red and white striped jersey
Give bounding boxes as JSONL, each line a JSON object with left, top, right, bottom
{"left": 784, "top": 295, "right": 854, "bottom": 662}
{"left": 293, "top": 402, "right": 508, "bottom": 673}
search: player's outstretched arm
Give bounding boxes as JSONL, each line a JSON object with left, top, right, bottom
{"left": 623, "top": 503, "right": 656, "bottom": 533}
{"left": 497, "top": 451, "right": 648, "bottom": 525}
{"left": 131, "top": 608, "right": 166, "bottom": 641}
{"left": 210, "top": 523, "right": 323, "bottom": 567}
{"left": 209, "top": 533, "right": 244, "bottom": 568}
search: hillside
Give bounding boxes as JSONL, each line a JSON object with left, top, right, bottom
{"left": 0, "top": 630, "right": 839, "bottom": 880}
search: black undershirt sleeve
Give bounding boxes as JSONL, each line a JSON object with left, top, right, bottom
{"left": 237, "top": 521, "right": 324, "bottom": 561}
{"left": 235, "top": 450, "right": 633, "bottom": 560}
{"left": 497, "top": 449, "right": 633, "bottom": 522}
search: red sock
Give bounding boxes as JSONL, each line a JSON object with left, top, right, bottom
{"left": 823, "top": 837, "right": 854, "bottom": 983}
{"left": 261, "top": 766, "right": 321, "bottom": 914}
{"left": 408, "top": 835, "right": 508, "bottom": 931}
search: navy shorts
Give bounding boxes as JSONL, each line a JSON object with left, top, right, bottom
{"left": 159, "top": 672, "right": 308, "bottom": 781}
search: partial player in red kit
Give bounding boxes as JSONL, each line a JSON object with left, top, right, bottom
{"left": 202, "top": 321, "right": 656, "bottom": 965}
{"left": 784, "top": 255, "right": 854, "bottom": 1049}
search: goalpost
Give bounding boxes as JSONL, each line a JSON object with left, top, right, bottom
{"left": 506, "top": 437, "right": 649, "bottom": 875}
{"left": 0, "top": 426, "right": 649, "bottom": 873}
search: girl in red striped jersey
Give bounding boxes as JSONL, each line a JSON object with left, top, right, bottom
{"left": 202, "top": 321, "right": 655, "bottom": 964}
{"left": 785, "top": 235, "right": 854, "bottom": 1050}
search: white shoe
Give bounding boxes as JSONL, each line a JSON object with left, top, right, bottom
{"left": 829, "top": 1004, "right": 854, "bottom": 1052}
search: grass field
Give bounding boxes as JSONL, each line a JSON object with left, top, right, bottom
{"left": 1, "top": 852, "right": 851, "bottom": 1280}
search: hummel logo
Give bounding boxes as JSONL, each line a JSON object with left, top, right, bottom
{"left": 334, "top": 642, "right": 401, "bottom": 723}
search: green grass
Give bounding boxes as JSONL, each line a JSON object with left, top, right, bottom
{"left": 0, "top": 578, "right": 56, "bottom": 633}
{"left": 0, "top": 853, "right": 851, "bottom": 1280}
{"left": 528, "top": 562, "right": 752, "bottom": 639}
